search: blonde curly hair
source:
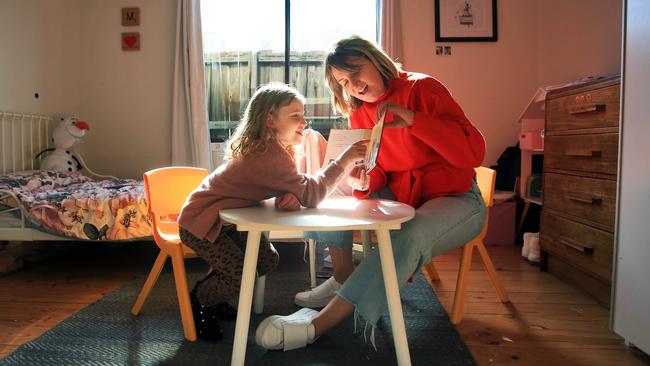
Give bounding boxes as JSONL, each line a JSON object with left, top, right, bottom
{"left": 227, "top": 83, "right": 306, "bottom": 160}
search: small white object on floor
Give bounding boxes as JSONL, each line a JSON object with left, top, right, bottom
{"left": 523, "top": 232, "right": 540, "bottom": 263}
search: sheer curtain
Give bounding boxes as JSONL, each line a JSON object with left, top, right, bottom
{"left": 171, "top": 0, "right": 211, "bottom": 170}
{"left": 380, "top": 0, "right": 403, "bottom": 64}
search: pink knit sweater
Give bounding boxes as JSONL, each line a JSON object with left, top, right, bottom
{"left": 178, "top": 139, "right": 343, "bottom": 242}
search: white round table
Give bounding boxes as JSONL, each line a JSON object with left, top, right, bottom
{"left": 220, "top": 197, "right": 415, "bottom": 366}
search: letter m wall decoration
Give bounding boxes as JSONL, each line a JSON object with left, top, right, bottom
{"left": 122, "top": 7, "right": 140, "bottom": 26}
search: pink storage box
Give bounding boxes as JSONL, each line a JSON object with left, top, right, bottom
{"left": 484, "top": 201, "right": 516, "bottom": 246}
{"left": 519, "top": 130, "right": 544, "bottom": 151}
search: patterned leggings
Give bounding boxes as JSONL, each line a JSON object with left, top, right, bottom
{"left": 179, "top": 225, "right": 279, "bottom": 306}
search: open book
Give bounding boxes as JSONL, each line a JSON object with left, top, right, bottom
{"left": 322, "top": 110, "right": 386, "bottom": 195}
{"left": 322, "top": 109, "right": 386, "bottom": 172}
{"left": 365, "top": 108, "right": 386, "bottom": 171}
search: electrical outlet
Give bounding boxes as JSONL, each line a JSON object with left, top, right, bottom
{"left": 435, "top": 45, "right": 452, "bottom": 55}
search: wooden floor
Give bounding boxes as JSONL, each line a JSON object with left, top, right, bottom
{"left": 0, "top": 242, "right": 648, "bottom": 365}
{"left": 428, "top": 245, "right": 650, "bottom": 366}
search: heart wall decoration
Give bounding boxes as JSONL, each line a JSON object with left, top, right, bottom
{"left": 122, "top": 32, "right": 140, "bottom": 51}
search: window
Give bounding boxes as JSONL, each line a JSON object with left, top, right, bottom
{"left": 201, "top": 0, "right": 378, "bottom": 146}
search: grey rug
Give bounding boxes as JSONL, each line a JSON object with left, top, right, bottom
{"left": 0, "top": 245, "right": 476, "bottom": 366}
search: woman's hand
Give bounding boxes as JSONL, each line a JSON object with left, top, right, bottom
{"left": 336, "top": 139, "right": 369, "bottom": 167}
{"left": 346, "top": 164, "right": 369, "bottom": 191}
{"left": 275, "top": 192, "right": 301, "bottom": 211}
{"left": 376, "top": 102, "right": 414, "bottom": 128}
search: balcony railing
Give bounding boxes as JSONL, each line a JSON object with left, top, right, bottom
{"left": 205, "top": 50, "right": 346, "bottom": 142}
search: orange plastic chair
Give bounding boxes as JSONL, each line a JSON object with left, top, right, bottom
{"left": 423, "top": 166, "right": 510, "bottom": 324}
{"left": 131, "top": 166, "right": 208, "bottom": 341}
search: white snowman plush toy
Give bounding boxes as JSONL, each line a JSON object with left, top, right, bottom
{"left": 38, "top": 117, "right": 90, "bottom": 172}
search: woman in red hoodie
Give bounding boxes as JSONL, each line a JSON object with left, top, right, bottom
{"left": 256, "top": 36, "right": 487, "bottom": 351}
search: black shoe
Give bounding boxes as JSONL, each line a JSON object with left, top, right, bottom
{"left": 193, "top": 273, "right": 238, "bottom": 321}
{"left": 212, "top": 302, "right": 237, "bottom": 321}
{"left": 190, "top": 289, "right": 223, "bottom": 341}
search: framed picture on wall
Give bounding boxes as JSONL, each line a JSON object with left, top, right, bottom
{"left": 435, "top": 0, "right": 498, "bottom": 42}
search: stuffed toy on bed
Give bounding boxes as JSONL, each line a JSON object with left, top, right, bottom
{"left": 36, "top": 116, "right": 90, "bottom": 172}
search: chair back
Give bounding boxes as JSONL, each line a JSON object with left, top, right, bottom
{"left": 143, "top": 167, "right": 208, "bottom": 245}
{"left": 474, "top": 167, "right": 496, "bottom": 208}
{"left": 473, "top": 166, "right": 497, "bottom": 240}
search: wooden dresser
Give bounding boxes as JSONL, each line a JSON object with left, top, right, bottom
{"left": 540, "top": 76, "right": 621, "bottom": 306}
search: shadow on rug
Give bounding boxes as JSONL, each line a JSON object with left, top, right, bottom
{"left": 0, "top": 245, "right": 476, "bottom": 366}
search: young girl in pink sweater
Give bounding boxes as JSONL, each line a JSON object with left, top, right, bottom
{"left": 177, "top": 83, "right": 367, "bottom": 341}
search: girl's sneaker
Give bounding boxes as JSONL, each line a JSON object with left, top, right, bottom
{"left": 193, "top": 272, "right": 238, "bottom": 321}
{"left": 294, "top": 276, "right": 341, "bottom": 308}
{"left": 190, "top": 289, "right": 223, "bottom": 341}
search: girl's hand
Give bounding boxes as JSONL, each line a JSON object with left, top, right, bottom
{"left": 337, "top": 139, "right": 369, "bottom": 167}
{"left": 376, "top": 102, "right": 414, "bottom": 128}
{"left": 275, "top": 192, "right": 301, "bottom": 211}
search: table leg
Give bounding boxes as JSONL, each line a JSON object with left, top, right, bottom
{"left": 253, "top": 275, "right": 265, "bottom": 314}
{"left": 361, "top": 230, "right": 372, "bottom": 259}
{"left": 308, "top": 239, "right": 317, "bottom": 287}
{"left": 375, "top": 229, "right": 412, "bottom": 366}
{"left": 231, "top": 230, "right": 261, "bottom": 366}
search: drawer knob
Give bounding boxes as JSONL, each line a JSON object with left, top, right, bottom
{"left": 559, "top": 236, "right": 594, "bottom": 253}
{"left": 567, "top": 192, "right": 603, "bottom": 205}
{"left": 564, "top": 149, "right": 602, "bottom": 158}
{"left": 567, "top": 103, "right": 606, "bottom": 115}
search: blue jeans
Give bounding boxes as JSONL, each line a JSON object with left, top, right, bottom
{"left": 305, "top": 181, "right": 486, "bottom": 326}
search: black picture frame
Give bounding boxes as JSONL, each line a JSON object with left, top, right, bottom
{"left": 435, "top": 0, "right": 498, "bottom": 42}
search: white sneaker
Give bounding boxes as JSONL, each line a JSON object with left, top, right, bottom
{"left": 255, "top": 308, "right": 318, "bottom": 351}
{"left": 294, "top": 276, "right": 341, "bottom": 308}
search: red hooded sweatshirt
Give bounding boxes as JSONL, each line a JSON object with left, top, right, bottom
{"left": 351, "top": 71, "right": 486, "bottom": 208}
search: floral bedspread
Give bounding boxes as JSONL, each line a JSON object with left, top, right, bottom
{"left": 0, "top": 170, "right": 152, "bottom": 241}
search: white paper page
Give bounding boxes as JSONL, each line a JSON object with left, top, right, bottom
{"left": 322, "top": 129, "right": 371, "bottom": 166}
{"left": 323, "top": 129, "right": 371, "bottom": 196}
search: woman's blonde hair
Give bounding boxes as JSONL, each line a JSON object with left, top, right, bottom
{"left": 325, "top": 35, "right": 401, "bottom": 115}
{"left": 227, "top": 82, "right": 306, "bottom": 160}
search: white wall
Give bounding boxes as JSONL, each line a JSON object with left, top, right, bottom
{"left": 77, "top": 0, "right": 176, "bottom": 179}
{"left": 535, "top": 0, "right": 622, "bottom": 86}
{"left": 0, "top": 0, "right": 175, "bottom": 179}
{"left": 402, "top": 0, "right": 621, "bottom": 166}
{"left": 0, "top": 0, "right": 82, "bottom": 115}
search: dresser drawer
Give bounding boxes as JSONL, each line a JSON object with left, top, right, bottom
{"left": 541, "top": 212, "right": 613, "bottom": 282}
{"left": 544, "top": 133, "right": 618, "bottom": 175}
{"left": 543, "top": 173, "right": 616, "bottom": 230}
{"left": 546, "top": 84, "right": 620, "bottom": 132}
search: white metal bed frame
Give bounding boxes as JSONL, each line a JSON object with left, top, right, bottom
{"left": 0, "top": 111, "right": 66, "bottom": 241}
{"left": 0, "top": 111, "right": 116, "bottom": 242}
{"left": 0, "top": 111, "right": 51, "bottom": 174}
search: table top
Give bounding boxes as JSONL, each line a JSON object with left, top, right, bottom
{"left": 220, "top": 197, "right": 415, "bottom": 232}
